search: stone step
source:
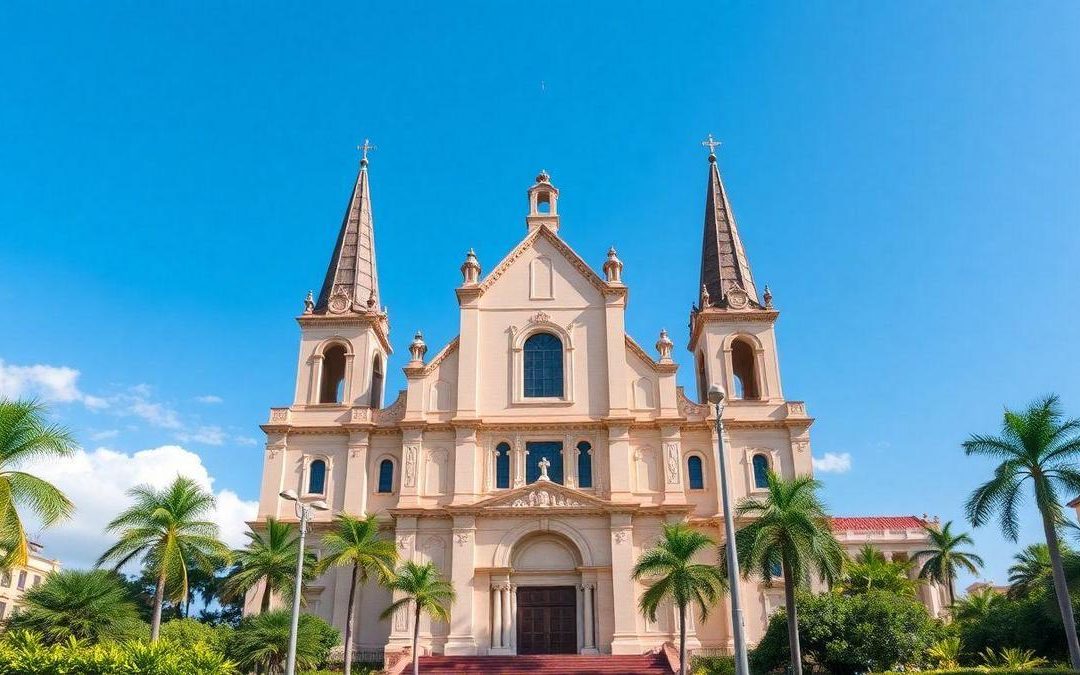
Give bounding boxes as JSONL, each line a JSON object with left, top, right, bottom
{"left": 416, "top": 654, "right": 672, "bottom": 674}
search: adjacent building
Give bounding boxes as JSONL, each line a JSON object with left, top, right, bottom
{"left": 0, "top": 542, "right": 60, "bottom": 620}
{"left": 249, "top": 148, "right": 942, "bottom": 658}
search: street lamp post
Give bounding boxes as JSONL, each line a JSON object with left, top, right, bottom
{"left": 279, "top": 489, "right": 329, "bottom": 675}
{"left": 708, "top": 384, "right": 750, "bottom": 675}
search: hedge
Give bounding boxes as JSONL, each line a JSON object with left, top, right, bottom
{"left": 876, "top": 670, "right": 1075, "bottom": 674}
{"left": 0, "top": 634, "right": 236, "bottom": 675}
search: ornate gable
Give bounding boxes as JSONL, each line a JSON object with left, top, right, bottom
{"left": 478, "top": 226, "right": 609, "bottom": 297}
{"left": 470, "top": 480, "right": 611, "bottom": 512}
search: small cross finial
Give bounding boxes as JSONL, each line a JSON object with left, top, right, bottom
{"left": 357, "top": 138, "right": 376, "bottom": 165}
{"left": 701, "top": 133, "right": 721, "bottom": 160}
{"left": 537, "top": 457, "right": 551, "bottom": 481}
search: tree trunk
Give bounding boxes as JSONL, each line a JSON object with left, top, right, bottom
{"left": 150, "top": 572, "right": 166, "bottom": 642}
{"left": 412, "top": 603, "right": 421, "bottom": 675}
{"left": 1041, "top": 508, "right": 1080, "bottom": 669}
{"left": 261, "top": 579, "right": 272, "bottom": 613}
{"left": 343, "top": 564, "right": 359, "bottom": 675}
{"left": 678, "top": 603, "right": 687, "bottom": 675}
{"left": 946, "top": 569, "right": 955, "bottom": 608}
{"left": 782, "top": 552, "right": 802, "bottom": 675}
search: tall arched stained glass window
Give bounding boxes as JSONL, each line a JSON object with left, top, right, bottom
{"left": 495, "top": 442, "right": 511, "bottom": 489}
{"left": 687, "top": 455, "right": 704, "bottom": 489}
{"left": 752, "top": 454, "right": 770, "bottom": 489}
{"left": 523, "top": 333, "right": 563, "bottom": 397}
{"left": 308, "top": 459, "right": 327, "bottom": 494}
{"left": 577, "top": 442, "right": 592, "bottom": 488}
{"left": 377, "top": 459, "right": 394, "bottom": 493}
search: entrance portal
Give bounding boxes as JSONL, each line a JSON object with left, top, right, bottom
{"left": 516, "top": 586, "right": 577, "bottom": 654}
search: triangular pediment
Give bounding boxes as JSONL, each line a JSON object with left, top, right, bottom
{"left": 472, "top": 480, "right": 610, "bottom": 511}
{"left": 478, "top": 225, "right": 609, "bottom": 298}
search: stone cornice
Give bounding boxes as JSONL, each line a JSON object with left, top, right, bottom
{"left": 296, "top": 313, "right": 393, "bottom": 354}
{"left": 687, "top": 307, "right": 779, "bottom": 349}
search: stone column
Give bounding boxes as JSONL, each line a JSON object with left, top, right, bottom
{"left": 259, "top": 433, "right": 288, "bottom": 519}
{"left": 607, "top": 424, "right": 632, "bottom": 500}
{"left": 500, "top": 585, "right": 512, "bottom": 647}
{"left": 509, "top": 585, "right": 518, "bottom": 652}
{"left": 491, "top": 586, "right": 503, "bottom": 648}
{"left": 660, "top": 425, "right": 686, "bottom": 505}
{"left": 608, "top": 512, "right": 640, "bottom": 654}
{"left": 343, "top": 431, "right": 370, "bottom": 516}
{"left": 582, "top": 583, "right": 596, "bottom": 650}
{"left": 444, "top": 515, "right": 477, "bottom": 655}
{"left": 564, "top": 433, "right": 576, "bottom": 487}
{"left": 452, "top": 425, "right": 479, "bottom": 504}
{"left": 513, "top": 438, "right": 526, "bottom": 487}
{"left": 387, "top": 517, "right": 417, "bottom": 651}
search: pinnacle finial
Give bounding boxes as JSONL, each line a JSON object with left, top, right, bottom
{"left": 303, "top": 290, "right": 314, "bottom": 314}
{"left": 763, "top": 284, "right": 774, "bottom": 309}
{"left": 357, "top": 138, "right": 376, "bottom": 167}
{"left": 701, "top": 133, "right": 721, "bottom": 162}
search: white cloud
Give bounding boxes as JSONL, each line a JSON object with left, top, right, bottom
{"left": 234, "top": 436, "right": 259, "bottom": 447}
{"left": 176, "top": 425, "right": 227, "bottom": 446}
{"left": 0, "top": 359, "right": 107, "bottom": 410}
{"left": 195, "top": 395, "right": 223, "bottom": 404}
{"left": 89, "top": 429, "right": 120, "bottom": 441}
{"left": 21, "top": 444, "right": 258, "bottom": 569}
{"left": 813, "top": 452, "right": 853, "bottom": 474}
{"left": 126, "top": 398, "right": 182, "bottom": 429}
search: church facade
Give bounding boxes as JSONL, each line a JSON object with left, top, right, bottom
{"left": 251, "top": 148, "right": 945, "bottom": 658}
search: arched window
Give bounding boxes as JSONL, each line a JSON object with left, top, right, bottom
{"left": 523, "top": 333, "right": 563, "bottom": 397}
{"left": 696, "top": 353, "right": 708, "bottom": 403}
{"left": 731, "top": 339, "right": 760, "bottom": 400}
{"left": 495, "top": 442, "right": 511, "bottom": 490}
{"left": 377, "top": 459, "right": 394, "bottom": 493}
{"left": 370, "top": 354, "right": 384, "bottom": 408}
{"left": 687, "top": 455, "right": 704, "bottom": 490}
{"left": 752, "top": 454, "right": 770, "bottom": 489}
{"left": 319, "top": 345, "right": 348, "bottom": 404}
{"left": 577, "top": 442, "right": 592, "bottom": 488}
{"left": 308, "top": 459, "right": 327, "bottom": 494}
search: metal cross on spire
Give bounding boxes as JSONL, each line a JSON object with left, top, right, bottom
{"left": 357, "top": 138, "right": 376, "bottom": 165}
{"left": 701, "top": 133, "right": 722, "bottom": 156}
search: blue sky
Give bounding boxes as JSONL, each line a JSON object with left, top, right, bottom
{"left": 2, "top": 2, "right": 1080, "bottom": 584}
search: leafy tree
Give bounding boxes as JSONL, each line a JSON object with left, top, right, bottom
{"left": 226, "top": 610, "right": 339, "bottom": 674}
{"left": 381, "top": 561, "right": 455, "bottom": 675}
{"left": 956, "top": 582, "right": 1079, "bottom": 662}
{"left": 748, "top": 590, "right": 945, "bottom": 675}
{"left": 632, "top": 522, "right": 727, "bottom": 675}
{"left": 224, "top": 517, "right": 315, "bottom": 613}
{"left": 4, "top": 569, "right": 147, "bottom": 644}
{"left": 1009, "top": 544, "right": 1055, "bottom": 599}
{"left": 0, "top": 399, "right": 75, "bottom": 568}
{"left": 915, "top": 520, "right": 984, "bottom": 606}
{"left": 97, "top": 476, "right": 231, "bottom": 641}
{"left": 317, "top": 514, "right": 396, "bottom": 675}
{"left": 734, "top": 472, "right": 845, "bottom": 675}
{"left": 963, "top": 394, "right": 1080, "bottom": 668}
{"left": 841, "top": 544, "right": 919, "bottom": 597}
{"left": 160, "top": 617, "right": 233, "bottom": 652}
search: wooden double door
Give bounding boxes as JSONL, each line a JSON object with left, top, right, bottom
{"left": 516, "top": 586, "right": 577, "bottom": 655}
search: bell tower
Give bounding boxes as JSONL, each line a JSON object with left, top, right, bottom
{"left": 293, "top": 141, "right": 392, "bottom": 410}
{"left": 689, "top": 136, "right": 781, "bottom": 404}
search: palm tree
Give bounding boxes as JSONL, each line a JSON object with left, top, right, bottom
{"left": 381, "top": 561, "right": 455, "bottom": 675}
{"left": 841, "top": 544, "right": 919, "bottom": 597}
{"left": 5, "top": 569, "right": 146, "bottom": 644}
{"left": 0, "top": 399, "right": 76, "bottom": 567}
{"left": 734, "top": 472, "right": 845, "bottom": 675}
{"left": 97, "top": 476, "right": 231, "bottom": 641}
{"left": 228, "top": 609, "right": 335, "bottom": 673}
{"left": 963, "top": 394, "right": 1080, "bottom": 668}
{"left": 952, "top": 587, "right": 1004, "bottom": 624}
{"left": 1008, "top": 543, "right": 1053, "bottom": 598}
{"left": 914, "top": 520, "right": 984, "bottom": 606}
{"left": 317, "top": 514, "right": 397, "bottom": 675}
{"left": 224, "top": 517, "right": 315, "bottom": 613}
{"left": 632, "top": 523, "right": 727, "bottom": 675}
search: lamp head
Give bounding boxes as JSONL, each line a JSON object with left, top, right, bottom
{"left": 279, "top": 489, "right": 299, "bottom": 502}
{"left": 311, "top": 500, "right": 330, "bottom": 512}
{"left": 707, "top": 384, "right": 726, "bottom": 405}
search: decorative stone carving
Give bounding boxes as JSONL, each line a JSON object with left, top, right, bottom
{"left": 350, "top": 407, "right": 371, "bottom": 424}
{"left": 700, "top": 284, "right": 711, "bottom": 308}
{"left": 460, "top": 249, "right": 481, "bottom": 285}
{"left": 763, "top": 284, "right": 774, "bottom": 309}
{"left": 266, "top": 442, "right": 286, "bottom": 459}
{"left": 676, "top": 388, "right": 709, "bottom": 419}
{"left": 396, "top": 535, "right": 413, "bottom": 552}
{"left": 269, "top": 408, "right": 290, "bottom": 423}
{"left": 303, "top": 290, "right": 314, "bottom": 314}
{"left": 403, "top": 446, "right": 418, "bottom": 487}
{"left": 529, "top": 311, "right": 551, "bottom": 325}
{"left": 408, "top": 331, "right": 427, "bottom": 365}
{"left": 786, "top": 401, "right": 807, "bottom": 417}
{"left": 655, "top": 329, "right": 674, "bottom": 361}
{"left": 504, "top": 489, "right": 584, "bottom": 509}
{"left": 725, "top": 283, "right": 749, "bottom": 309}
{"left": 374, "top": 391, "right": 407, "bottom": 423}
{"left": 613, "top": 530, "right": 629, "bottom": 545}
{"left": 454, "top": 531, "right": 471, "bottom": 546}
{"left": 327, "top": 289, "right": 351, "bottom": 314}
{"left": 603, "top": 247, "right": 623, "bottom": 283}
{"left": 664, "top": 442, "right": 681, "bottom": 485}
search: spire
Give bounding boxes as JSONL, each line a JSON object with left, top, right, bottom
{"left": 315, "top": 143, "right": 381, "bottom": 315}
{"left": 698, "top": 135, "right": 759, "bottom": 310}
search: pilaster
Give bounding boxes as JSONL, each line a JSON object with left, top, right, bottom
{"left": 259, "top": 432, "right": 288, "bottom": 519}
{"left": 444, "top": 515, "right": 478, "bottom": 655}
{"left": 343, "top": 430, "right": 370, "bottom": 516}
{"left": 399, "top": 427, "right": 423, "bottom": 506}
{"left": 603, "top": 289, "right": 630, "bottom": 417}
{"left": 608, "top": 512, "right": 641, "bottom": 654}
{"left": 606, "top": 425, "right": 632, "bottom": 500}
{"left": 452, "top": 425, "right": 479, "bottom": 504}
{"left": 660, "top": 425, "right": 686, "bottom": 505}
{"left": 387, "top": 516, "right": 418, "bottom": 649}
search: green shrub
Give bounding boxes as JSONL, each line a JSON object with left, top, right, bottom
{"left": 750, "top": 590, "right": 947, "bottom": 675}
{"left": 226, "top": 611, "right": 340, "bottom": 673}
{"left": 690, "top": 654, "right": 735, "bottom": 674}
{"left": 876, "top": 670, "right": 1074, "bottom": 674}
{"left": 160, "top": 618, "right": 233, "bottom": 652}
{"left": 0, "top": 631, "right": 236, "bottom": 674}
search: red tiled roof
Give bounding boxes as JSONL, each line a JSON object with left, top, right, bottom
{"left": 830, "top": 516, "right": 926, "bottom": 531}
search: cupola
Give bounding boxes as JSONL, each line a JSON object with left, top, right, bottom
{"left": 526, "top": 170, "right": 560, "bottom": 233}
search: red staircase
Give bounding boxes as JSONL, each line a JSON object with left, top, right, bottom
{"left": 416, "top": 653, "right": 672, "bottom": 674}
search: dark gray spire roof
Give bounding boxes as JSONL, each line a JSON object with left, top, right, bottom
{"left": 699, "top": 155, "right": 759, "bottom": 309}
{"left": 315, "top": 160, "right": 380, "bottom": 314}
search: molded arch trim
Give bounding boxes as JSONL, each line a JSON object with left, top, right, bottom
{"left": 492, "top": 518, "right": 595, "bottom": 568}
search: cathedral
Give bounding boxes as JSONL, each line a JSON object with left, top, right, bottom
{"left": 250, "top": 145, "right": 946, "bottom": 661}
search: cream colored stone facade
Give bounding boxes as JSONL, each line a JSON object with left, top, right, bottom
{"left": 0, "top": 543, "right": 61, "bottom": 621}
{"left": 249, "top": 155, "right": 941, "bottom": 658}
